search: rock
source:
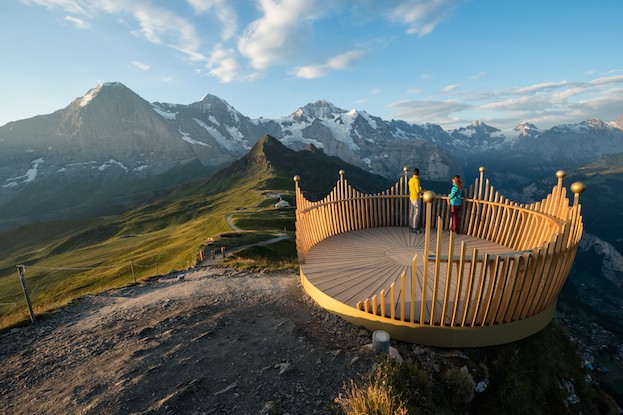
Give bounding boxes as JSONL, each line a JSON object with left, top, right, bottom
{"left": 259, "top": 401, "right": 278, "bottom": 415}
{"left": 475, "top": 379, "right": 489, "bottom": 393}
{"left": 412, "top": 345, "right": 427, "bottom": 356}
{"left": 275, "top": 362, "right": 292, "bottom": 375}
{"left": 388, "top": 346, "right": 404, "bottom": 364}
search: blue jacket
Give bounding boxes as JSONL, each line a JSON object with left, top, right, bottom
{"left": 449, "top": 184, "right": 463, "bottom": 206}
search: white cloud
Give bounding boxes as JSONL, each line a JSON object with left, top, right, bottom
{"left": 371, "top": 88, "right": 381, "bottom": 95}
{"left": 388, "top": 99, "right": 470, "bottom": 124}
{"left": 131, "top": 60, "right": 150, "bottom": 72}
{"left": 23, "top": 0, "right": 207, "bottom": 63}
{"left": 64, "top": 15, "right": 89, "bottom": 28}
{"left": 186, "top": 0, "right": 238, "bottom": 41}
{"left": 387, "top": 0, "right": 461, "bottom": 36}
{"left": 442, "top": 84, "right": 460, "bottom": 93}
{"left": 238, "top": 0, "right": 332, "bottom": 70}
{"left": 207, "top": 44, "right": 241, "bottom": 83}
{"left": 291, "top": 50, "right": 365, "bottom": 79}
{"left": 407, "top": 88, "right": 422, "bottom": 94}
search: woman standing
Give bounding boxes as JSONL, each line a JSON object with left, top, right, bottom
{"left": 449, "top": 175, "right": 463, "bottom": 234}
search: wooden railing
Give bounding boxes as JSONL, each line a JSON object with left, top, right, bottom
{"left": 294, "top": 168, "right": 585, "bottom": 329}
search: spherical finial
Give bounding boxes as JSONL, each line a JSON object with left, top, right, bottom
{"left": 556, "top": 170, "right": 566, "bottom": 179}
{"left": 403, "top": 166, "right": 408, "bottom": 173}
{"left": 479, "top": 166, "right": 486, "bottom": 173}
{"left": 570, "top": 182, "right": 586, "bottom": 194}
{"left": 339, "top": 169, "right": 345, "bottom": 176}
{"left": 293, "top": 175, "right": 300, "bottom": 182}
{"left": 422, "top": 190, "right": 436, "bottom": 203}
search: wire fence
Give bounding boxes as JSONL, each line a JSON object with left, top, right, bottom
{"left": 1, "top": 246, "right": 228, "bottom": 329}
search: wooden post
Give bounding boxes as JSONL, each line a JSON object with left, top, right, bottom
{"left": 16, "top": 265, "right": 36, "bottom": 324}
{"left": 199, "top": 250, "right": 204, "bottom": 261}
{"left": 221, "top": 246, "right": 226, "bottom": 258}
{"left": 130, "top": 261, "right": 136, "bottom": 283}
{"left": 211, "top": 250, "right": 216, "bottom": 259}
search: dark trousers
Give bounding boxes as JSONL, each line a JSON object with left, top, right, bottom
{"left": 450, "top": 205, "right": 461, "bottom": 233}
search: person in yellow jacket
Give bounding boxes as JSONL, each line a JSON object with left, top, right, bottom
{"left": 408, "top": 168, "right": 423, "bottom": 233}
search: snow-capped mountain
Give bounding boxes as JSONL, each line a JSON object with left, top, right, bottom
{"left": 1, "top": 81, "right": 622, "bottom": 229}
{"left": 254, "top": 100, "right": 456, "bottom": 179}
{"left": 513, "top": 122, "right": 541, "bottom": 137}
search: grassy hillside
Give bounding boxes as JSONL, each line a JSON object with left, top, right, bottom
{"left": 0, "top": 135, "right": 395, "bottom": 329}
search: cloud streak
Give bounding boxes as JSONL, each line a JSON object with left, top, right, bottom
{"left": 64, "top": 15, "right": 89, "bottom": 28}
{"left": 291, "top": 50, "right": 366, "bottom": 79}
{"left": 387, "top": 0, "right": 462, "bottom": 35}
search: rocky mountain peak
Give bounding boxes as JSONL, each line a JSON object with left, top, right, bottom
{"left": 581, "top": 118, "right": 611, "bottom": 129}
{"left": 191, "top": 93, "right": 242, "bottom": 124}
{"left": 513, "top": 122, "right": 541, "bottom": 137}
{"left": 455, "top": 120, "right": 500, "bottom": 136}
{"left": 291, "top": 100, "right": 346, "bottom": 121}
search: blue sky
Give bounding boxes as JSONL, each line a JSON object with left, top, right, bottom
{"left": 1, "top": 0, "right": 622, "bottom": 130}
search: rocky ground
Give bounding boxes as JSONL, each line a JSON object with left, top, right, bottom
{"left": 0, "top": 266, "right": 375, "bottom": 415}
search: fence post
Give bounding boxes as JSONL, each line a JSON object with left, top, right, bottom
{"left": 16, "top": 265, "right": 37, "bottom": 324}
{"left": 221, "top": 246, "right": 226, "bottom": 258}
{"left": 130, "top": 261, "right": 136, "bottom": 283}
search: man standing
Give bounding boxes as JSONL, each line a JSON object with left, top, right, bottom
{"left": 409, "top": 168, "right": 422, "bottom": 233}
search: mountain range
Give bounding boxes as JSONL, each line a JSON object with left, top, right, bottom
{"left": 1, "top": 81, "right": 623, "bottom": 230}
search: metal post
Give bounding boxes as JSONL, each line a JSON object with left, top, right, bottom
{"left": 16, "top": 265, "right": 36, "bottom": 324}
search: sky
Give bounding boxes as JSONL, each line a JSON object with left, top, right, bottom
{"left": 1, "top": 0, "right": 622, "bottom": 131}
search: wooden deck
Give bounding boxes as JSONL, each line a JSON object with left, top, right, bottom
{"left": 300, "top": 227, "right": 519, "bottom": 326}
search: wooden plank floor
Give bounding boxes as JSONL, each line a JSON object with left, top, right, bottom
{"left": 301, "top": 227, "right": 518, "bottom": 325}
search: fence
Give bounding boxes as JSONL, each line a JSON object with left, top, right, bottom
{"left": 294, "top": 168, "right": 586, "bottom": 346}
{"left": 1, "top": 246, "right": 225, "bottom": 329}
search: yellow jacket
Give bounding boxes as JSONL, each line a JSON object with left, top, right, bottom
{"left": 408, "top": 175, "right": 421, "bottom": 201}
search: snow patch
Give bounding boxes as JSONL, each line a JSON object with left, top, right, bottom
{"left": 180, "top": 128, "right": 211, "bottom": 147}
{"left": 96, "top": 159, "right": 129, "bottom": 172}
{"left": 193, "top": 118, "right": 239, "bottom": 150}
{"left": 2, "top": 158, "right": 44, "bottom": 187}
{"left": 133, "top": 165, "right": 149, "bottom": 172}
{"left": 151, "top": 104, "right": 178, "bottom": 120}
{"left": 362, "top": 158, "right": 372, "bottom": 167}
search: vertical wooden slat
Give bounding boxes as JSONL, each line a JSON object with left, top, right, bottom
{"left": 451, "top": 241, "right": 467, "bottom": 327}
{"left": 390, "top": 282, "right": 396, "bottom": 320}
{"left": 461, "top": 248, "right": 479, "bottom": 327}
{"left": 364, "top": 298, "right": 370, "bottom": 313}
{"left": 480, "top": 256, "right": 501, "bottom": 326}
{"left": 441, "top": 231, "right": 455, "bottom": 327}
{"left": 430, "top": 222, "right": 443, "bottom": 325}
{"left": 380, "top": 290, "right": 386, "bottom": 318}
{"left": 371, "top": 295, "right": 378, "bottom": 316}
{"left": 400, "top": 271, "right": 406, "bottom": 322}
{"left": 488, "top": 257, "right": 511, "bottom": 325}
{"left": 470, "top": 253, "right": 490, "bottom": 327}
{"left": 411, "top": 254, "right": 417, "bottom": 324}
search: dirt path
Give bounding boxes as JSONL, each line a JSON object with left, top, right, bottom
{"left": 225, "top": 214, "right": 243, "bottom": 233}
{"left": 0, "top": 267, "right": 372, "bottom": 414}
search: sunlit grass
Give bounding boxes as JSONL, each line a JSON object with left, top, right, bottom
{"left": 0, "top": 172, "right": 270, "bottom": 329}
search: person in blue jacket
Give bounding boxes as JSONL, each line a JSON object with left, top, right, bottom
{"left": 449, "top": 175, "right": 463, "bottom": 233}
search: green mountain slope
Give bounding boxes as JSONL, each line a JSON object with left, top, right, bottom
{"left": 0, "top": 135, "right": 393, "bottom": 328}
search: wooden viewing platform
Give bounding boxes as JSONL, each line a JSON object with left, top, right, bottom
{"left": 294, "top": 168, "right": 586, "bottom": 347}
